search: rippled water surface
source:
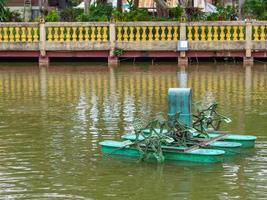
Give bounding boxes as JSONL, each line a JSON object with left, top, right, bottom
{"left": 0, "top": 63, "right": 266, "bottom": 200}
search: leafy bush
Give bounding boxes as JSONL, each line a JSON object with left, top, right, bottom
{"left": 0, "top": 0, "right": 8, "bottom": 22}
{"left": 7, "top": 10, "right": 22, "bottom": 22}
{"left": 113, "top": 48, "right": 124, "bottom": 56}
{"left": 0, "top": 2, "right": 22, "bottom": 22}
{"left": 185, "top": 7, "right": 207, "bottom": 21}
{"left": 60, "top": 7, "right": 83, "bottom": 21}
{"left": 206, "top": 5, "right": 235, "bottom": 21}
{"left": 76, "top": 13, "right": 91, "bottom": 22}
{"left": 243, "top": 0, "right": 267, "bottom": 20}
{"left": 45, "top": 10, "right": 60, "bottom": 22}
{"left": 33, "top": 15, "right": 41, "bottom": 22}
{"left": 76, "top": 3, "right": 112, "bottom": 21}
{"left": 112, "top": 9, "right": 151, "bottom": 21}
{"left": 169, "top": 5, "right": 184, "bottom": 20}
{"left": 149, "top": 16, "right": 172, "bottom": 21}
{"left": 67, "top": 0, "right": 81, "bottom": 7}
{"left": 112, "top": 8, "right": 179, "bottom": 21}
{"left": 89, "top": 3, "right": 112, "bottom": 21}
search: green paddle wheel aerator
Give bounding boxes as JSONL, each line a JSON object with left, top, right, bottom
{"left": 99, "top": 88, "right": 257, "bottom": 163}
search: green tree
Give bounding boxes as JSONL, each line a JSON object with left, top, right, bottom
{"left": 0, "top": 0, "right": 7, "bottom": 22}
{"left": 243, "top": 0, "right": 267, "bottom": 20}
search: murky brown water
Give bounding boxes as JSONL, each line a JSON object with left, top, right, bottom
{"left": 0, "top": 63, "right": 266, "bottom": 199}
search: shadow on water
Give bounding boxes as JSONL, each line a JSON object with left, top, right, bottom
{"left": 100, "top": 157, "right": 226, "bottom": 175}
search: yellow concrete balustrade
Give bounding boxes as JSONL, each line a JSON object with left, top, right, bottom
{"left": 0, "top": 21, "right": 267, "bottom": 62}
{"left": 116, "top": 23, "right": 180, "bottom": 41}
{"left": 45, "top": 24, "right": 109, "bottom": 42}
{"left": 1, "top": 22, "right": 266, "bottom": 44}
{"left": 0, "top": 24, "right": 39, "bottom": 42}
{"left": 187, "top": 23, "right": 246, "bottom": 41}
{"left": 253, "top": 25, "right": 267, "bottom": 41}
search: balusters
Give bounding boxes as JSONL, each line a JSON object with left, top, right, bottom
{"left": 239, "top": 26, "right": 244, "bottom": 41}
{"left": 163, "top": 26, "right": 168, "bottom": 41}
{"left": 121, "top": 27, "right": 126, "bottom": 41}
{"left": 158, "top": 26, "right": 162, "bottom": 40}
{"left": 233, "top": 26, "right": 238, "bottom": 41}
{"left": 260, "top": 25, "right": 265, "bottom": 41}
{"left": 148, "top": 26, "right": 153, "bottom": 41}
{"left": 161, "top": 26, "right": 166, "bottom": 41}
{"left": 200, "top": 26, "right": 206, "bottom": 41}
{"left": 141, "top": 26, "right": 147, "bottom": 41}
{"left": 76, "top": 26, "right": 83, "bottom": 42}
{"left": 173, "top": 26, "right": 178, "bottom": 41}
{"left": 219, "top": 26, "right": 225, "bottom": 41}
{"left": 21, "top": 27, "right": 26, "bottom": 42}
{"left": 97, "top": 26, "right": 102, "bottom": 41}
{"left": 155, "top": 26, "right": 159, "bottom": 41}
{"left": 9, "top": 27, "right": 14, "bottom": 42}
{"left": 72, "top": 27, "right": 77, "bottom": 41}
{"left": 136, "top": 26, "right": 141, "bottom": 41}
{"left": 0, "top": 28, "right": 2, "bottom": 42}
{"left": 33, "top": 27, "right": 38, "bottom": 42}
{"left": 226, "top": 26, "right": 231, "bottom": 40}
{"left": 213, "top": 26, "right": 218, "bottom": 41}
{"left": 53, "top": 27, "right": 59, "bottom": 42}
{"left": 15, "top": 27, "right": 20, "bottom": 42}
{"left": 129, "top": 26, "right": 134, "bottom": 41}
{"left": 48, "top": 27, "right": 53, "bottom": 41}
{"left": 79, "top": 27, "right": 84, "bottom": 41}
{"left": 84, "top": 27, "right": 89, "bottom": 41}
{"left": 117, "top": 26, "right": 122, "bottom": 41}
{"left": 2, "top": 23, "right": 264, "bottom": 48}
{"left": 103, "top": 26, "right": 108, "bottom": 41}
{"left": 3, "top": 27, "right": 8, "bottom": 42}
{"left": 26, "top": 27, "right": 32, "bottom": 42}
{"left": 90, "top": 26, "right": 96, "bottom": 42}
{"left": 207, "top": 26, "right": 212, "bottom": 41}
{"left": 253, "top": 26, "right": 259, "bottom": 41}
{"left": 167, "top": 26, "right": 172, "bottom": 41}
{"left": 60, "top": 27, "right": 65, "bottom": 42}
{"left": 123, "top": 27, "right": 129, "bottom": 41}
{"left": 187, "top": 26, "right": 192, "bottom": 41}
{"left": 66, "top": 27, "right": 71, "bottom": 42}
{"left": 194, "top": 26, "right": 199, "bottom": 41}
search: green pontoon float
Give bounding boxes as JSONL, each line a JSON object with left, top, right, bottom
{"left": 121, "top": 133, "right": 242, "bottom": 156}
{"left": 141, "top": 129, "right": 256, "bottom": 148}
{"left": 197, "top": 132, "right": 257, "bottom": 148}
{"left": 100, "top": 140, "right": 226, "bottom": 163}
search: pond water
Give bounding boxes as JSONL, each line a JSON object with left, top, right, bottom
{"left": 0, "top": 63, "right": 266, "bottom": 200}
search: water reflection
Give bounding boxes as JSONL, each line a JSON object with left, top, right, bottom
{"left": 177, "top": 66, "right": 188, "bottom": 88}
{"left": 0, "top": 63, "right": 266, "bottom": 199}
